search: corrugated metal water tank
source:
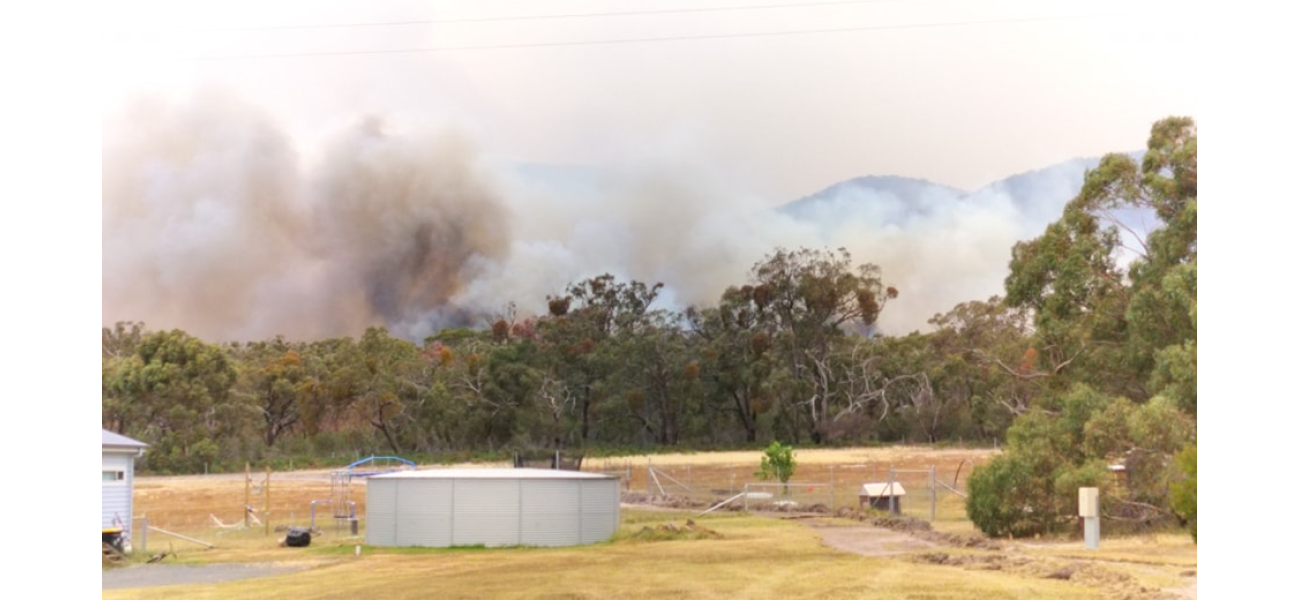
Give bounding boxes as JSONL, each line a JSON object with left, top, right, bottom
{"left": 365, "top": 468, "right": 620, "bottom": 547}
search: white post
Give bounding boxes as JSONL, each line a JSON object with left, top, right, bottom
{"left": 1079, "top": 487, "right": 1100, "bottom": 549}
{"left": 830, "top": 465, "right": 835, "bottom": 510}
{"left": 888, "top": 468, "right": 896, "bottom": 515}
{"left": 930, "top": 466, "right": 936, "bottom": 522}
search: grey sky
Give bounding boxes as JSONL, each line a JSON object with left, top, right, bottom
{"left": 101, "top": 0, "right": 1198, "bottom": 341}
{"left": 104, "top": 0, "right": 1196, "bottom": 200}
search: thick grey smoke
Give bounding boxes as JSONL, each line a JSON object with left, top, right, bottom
{"left": 103, "top": 90, "right": 509, "bottom": 341}
{"left": 308, "top": 118, "right": 509, "bottom": 338}
{"left": 103, "top": 91, "right": 1106, "bottom": 341}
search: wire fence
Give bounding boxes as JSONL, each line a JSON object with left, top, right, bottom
{"left": 738, "top": 482, "right": 837, "bottom": 512}
{"left": 596, "top": 458, "right": 972, "bottom": 522}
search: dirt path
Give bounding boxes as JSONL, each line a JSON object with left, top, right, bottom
{"left": 102, "top": 562, "right": 315, "bottom": 590}
{"left": 811, "top": 522, "right": 1195, "bottom": 600}
{"left": 811, "top": 522, "right": 940, "bottom": 556}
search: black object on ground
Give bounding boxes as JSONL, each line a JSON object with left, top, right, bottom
{"left": 285, "top": 527, "right": 311, "bottom": 547}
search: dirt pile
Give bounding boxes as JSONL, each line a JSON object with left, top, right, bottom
{"left": 910, "top": 552, "right": 1164, "bottom": 600}
{"left": 621, "top": 493, "right": 712, "bottom": 510}
{"left": 628, "top": 519, "right": 724, "bottom": 541}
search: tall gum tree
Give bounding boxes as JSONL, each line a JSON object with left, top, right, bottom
{"left": 102, "top": 328, "right": 241, "bottom": 472}
{"left": 747, "top": 247, "right": 896, "bottom": 444}
{"left": 969, "top": 116, "right": 1197, "bottom": 538}
{"left": 1005, "top": 116, "right": 1196, "bottom": 403}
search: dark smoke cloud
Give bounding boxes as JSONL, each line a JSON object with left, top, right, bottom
{"left": 104, "top": 91, "right": 1104, "bottom": 342}
{"left": 307, "top": 117, "right": 509, "bottom": 338}
{"left": 103, "top": 90, "right": 509, "bottom": 341}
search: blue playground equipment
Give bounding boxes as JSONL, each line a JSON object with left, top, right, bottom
{"left": 342, "top": 456, "right": 417, "bottom": 477}
{"left": 320, "top": 456, "right": 417, "bottom": 531}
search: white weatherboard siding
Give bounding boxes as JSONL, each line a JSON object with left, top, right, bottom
{"left": 366, "top": 469, "right": 620, "bottom": 547}
{"left": 102, "top": 429, "right": 148, "bottom": 539}
{"left": 102, "top": 454, "right": 133, "bottom": 530}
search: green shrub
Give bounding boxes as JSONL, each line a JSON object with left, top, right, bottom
{"left": 1170, "top": 444, "right": 1196, "bottom": 542}
{"left": 966, "top": 454, "right": 1038, "bottom": 537}
{"left": 755, "top": 441, "right": 796, "bottom": 493}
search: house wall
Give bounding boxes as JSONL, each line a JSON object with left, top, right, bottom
{"left": 102, "top": 452, "right": 135, "bottom": 534}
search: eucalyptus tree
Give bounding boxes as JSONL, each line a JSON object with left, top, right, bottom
{"left": 969, "top": 116, "right": 1198, "bottom": 538}
{"left": 1005, "top": 116, "right": 1196, "bottom": 402}
{"left": 102, "top": 328, "right": 242, "bottom": 472}
{"left": 688, "top": 285, "right": 778, "bottom": 443}
{"left": 745, "top": 247, "right": 896, "bottom": 443}
{"left": 535, "top": 274, "right": 664, "bottom": 444}
{"left": 230, "top": 336, "right": 313, "bottom": 447}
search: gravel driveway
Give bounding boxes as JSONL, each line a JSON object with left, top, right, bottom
{"left": 102, "top": 563, "right": 311, "bottom": 590}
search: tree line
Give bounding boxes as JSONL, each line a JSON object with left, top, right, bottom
{"left": 103, "top": 245, "right": 1032, "bottom": 471}
{"left": 102, "top": 117, "right": 1196, "bottom": 539}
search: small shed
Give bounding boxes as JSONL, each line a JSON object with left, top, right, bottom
{"left": 366, "top": 468, "right": 620, "bottom": 548}
{"left": 102, "top": 430, "right": 148, "bottom": 547}
{"left": 859, "top": 482, "right": 907, "bottom": 514}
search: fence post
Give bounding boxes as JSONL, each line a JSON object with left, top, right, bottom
{"left": 888, "top": 468, "right": 896, "bottom": 515}
{"left": 245, "top": 462, "right": 251, "bottom": 528}
{"left": 743, "top": 484, "right": 749, "bottom": 512}
{"left": 930, "top": 465, "right": 936, "bottom": 521}
{"left": 265, "top": 465, "right": 272, "bottom": 536}
{"left": 140, "top": 514, "right": 147, "bottom": 553}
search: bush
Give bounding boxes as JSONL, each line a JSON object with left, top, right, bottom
{"left": 967, "top": 449, "right": 1107, "bottom": 540}
{"left": 755, "top": 441, "right": 796, "bottom": 492}
{"left": 966, "top": 453, "right": 1039, "bottom": 537}
{"left": 1170, "top": 444, "right": 1196, "bottom": 542}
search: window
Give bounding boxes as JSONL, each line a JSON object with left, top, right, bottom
{"left": 102, "top": 470, "right": 124, "bottom": 482}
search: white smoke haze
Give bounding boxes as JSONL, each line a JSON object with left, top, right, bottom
{"left": 103, "top": 90, "right": 323, "bottom": 341}
{"left": 103, "top": 91, "right": 1105, "bottom": 342}
{"left": 104, "top": 90, "right": 511, "bottom": 341}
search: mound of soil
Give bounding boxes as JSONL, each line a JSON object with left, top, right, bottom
{"left": 628, "top": 519, "right": 724, "bottom": 541}
{"left": 913, "top": 551, "right": 1024, "bottom": 569}
{"left": 621, "top": 493, "right": 712, "bottom": 510}
{"left": 909, "top": 552, "right": 1164, "bottom": 600}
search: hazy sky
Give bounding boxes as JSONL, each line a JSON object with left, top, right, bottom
{"left": 104, "top": 0, "right": 1196, "bottom": 199}
{"left": 101, "top": 0, "right": 1198, "bottom": 341}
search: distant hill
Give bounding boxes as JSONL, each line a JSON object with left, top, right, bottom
{"left": 779, "top": 154, "right": 1146, "bottom": 225}
{"left": 780, "top": 175, "right": 967, "bottom": 221}
{"left": 484, "top": 152, "right": 1156, "bottom": 336}
{"left": 776, "top": 151, "right": 1151, "bottom": 249}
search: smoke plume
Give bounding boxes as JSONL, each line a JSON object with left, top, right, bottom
{"left": 103, "top": 91, "right": 1096, "bottom": 342}
{"left": 103, "top": 90, "right": 509, "bottom": 341}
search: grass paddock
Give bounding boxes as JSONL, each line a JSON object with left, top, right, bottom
{"left": 107, "top": 446, "right": 1196, "bottom": 599}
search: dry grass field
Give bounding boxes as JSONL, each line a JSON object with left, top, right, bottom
{"left": 105, "top": 446, "right": 1197, "bottom": 599}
